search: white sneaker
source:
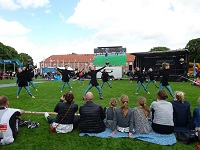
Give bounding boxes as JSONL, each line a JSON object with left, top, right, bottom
{"left": 17, "top": 96, "right": 19, "bottom": 98}
{"left": 44, "top": 112, "right": 49, "bottom": 121}
{"left": 36, "top": 89, "right": 38, "bottom": 91}
{"left": 61, "top": 91, "right": 63, "bottom": 93}
{"left": 31, "top": 96, "right": 35, "bottom": 98}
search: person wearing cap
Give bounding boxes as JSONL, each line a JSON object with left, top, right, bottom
{"left": 79, "top": 92, "right": 105, "bottom": 133}
{"left": 0, "top": 96, "right": 24, "bottom": 145}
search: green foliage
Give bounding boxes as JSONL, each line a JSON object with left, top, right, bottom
{"left": 0, "top": 79, "right": 199, "bottom": 150}
{"left": 19, "top": 53, "right": 33, "bottom": 66}
{"left": 150, "top": 46, "right": 170, "bottom": 52}
{"left": 185, "top": 38, "right": 200, "bottom": 62}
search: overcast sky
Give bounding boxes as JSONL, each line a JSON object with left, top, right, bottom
{"left": 0, "top": 0, "right": 200, "bottom": 65}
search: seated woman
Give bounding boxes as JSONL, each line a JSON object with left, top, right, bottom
{"left": 104, "top": 98, "right": 118, "bottom": 129}
{"left": 111, "top": 95, "right": 133, "bottom": 138}
{"left": 133, "top": 96, "right": 152, "bottom": 134}
{"left": 150, "top": 90, "right": 174, "bottom": 134}
{"left": 171, "top": 91, "right": 194, "bottom": 132}
{"left": 44, "top": 92, "right": 80, "bottom": 133}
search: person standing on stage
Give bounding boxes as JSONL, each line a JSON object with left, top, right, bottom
{"left": 16, "top": 63, "right": 35, "bottom": 99}
{"left": 101, "top": 69, "right": 113, "bottom": 89}
{"left": 82, "top": 63, "right": 108, "bottom": 100}
{"left": 56, "top": 65, "right": 72, "bottom": 93}
{"left": 145, "top": 68, "right": 159, "bottom": 89}
{"left": 134, "top": 67, "right": 150, "bottom": 95}
{"left": 156, "top": 62, "right": 174, "bottom": 98}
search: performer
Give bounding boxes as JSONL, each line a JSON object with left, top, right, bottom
{"left": 177, "top": 58, "right": 188, "bottom": 82}
{"left": 82, "top": 64, "right": 108, "bottom": 100}
{"left": 26, "top": 66, "right": 38, "bottom": 91}
{"left": 134, "top": 67, "right": 150, "bottom": 95}
{"left": 101, "top": 69, "right": 112, "bottom": 88}
{"left": 16, "top": 63, "right": 35, "bottom": 98}
{"left": 75, "top": 70, "right": 84, "bottom": 85}
{"left": 156, "top": 62, "right": 174, "bottom": 98}
{"left": 126, "top": 70, "right": 134, "bottom": 83}
{"left": 56, "top": 65, "right": 72, "bottom": 92}
{"left": 145, "top": 68, "right": 159, "bottom": 89}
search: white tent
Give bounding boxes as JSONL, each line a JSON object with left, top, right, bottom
{"left": 57, "top": 67, "right": 73, "bottom": 70}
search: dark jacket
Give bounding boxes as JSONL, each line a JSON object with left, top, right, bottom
{"left": 134, "top": 71, "right": 146, "bottom": 83}
{"left": 171, "top": 100, "right": 194, "bottom": 129}
{"left": 57, "top": 68, "right": 71, "bottom": 82}
{"left": 54, "top": 102, "right": 78, "bottom": 124}
{"left": 156, "top": 69, "right": 170, "bottom": 86}
{"left": 79, "top": 101, "right": 105, "bottom": 133}
{"left": 16, "top": 64, "right": 29, "bottom": 87}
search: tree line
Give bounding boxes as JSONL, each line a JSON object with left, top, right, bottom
{"left": 0, "top": 42, "right": 33, "bottom": 71}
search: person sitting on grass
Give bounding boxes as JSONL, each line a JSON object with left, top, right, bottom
{"left": 150, "top": 90, "right": 174, "bottom": 134}
{"left": 104, "top": 98, "right": 118, "bottom": 129}
{"left": 171, "top": 91, "right": 194, "bottom": 132}
{"left": 79, "top": 92, "right": 105, "bottom": 133}
{"left": 193, "top": 98, "right": 200, "bottom": 141}
{"left": 44, "top": 92, "right": 80, "bottom": 133}
{"left": 0, "top": 96, "right": 24, "bottom": 145}
{"left": 133, "top": 96, "right": 152, "bottom": 134}
{"left": 111, "top": 95, "right": 133, "bottom": 138}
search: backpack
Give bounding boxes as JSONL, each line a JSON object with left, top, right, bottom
{"left": 176, "top": 132, "right": 197, "bottom": 144}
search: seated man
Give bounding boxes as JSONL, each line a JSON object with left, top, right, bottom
{"left": 79, "top": 92, "right": 105, "bottom": 133}
{"left": 0, "top": 96, "right": 24, "bottom": 145}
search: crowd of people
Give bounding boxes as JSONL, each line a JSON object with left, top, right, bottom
{"left": 1, "top": 89, "right": 200, "bottom": 146}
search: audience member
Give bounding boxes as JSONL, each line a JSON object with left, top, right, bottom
{"left": 150, "top": 90, "right": 174, "bottom": 134}
{"left": 111, "top": 95, "right": 133, "bottom": 137}
{"left": 79, "top": 92, "right": 105, "bottom": 133}
{"left": 0, "top": 96, "right": 24, "bottom": 145}
{"left": 44, "top": 92, "right": 80, "bottom": 133}
{"left": 193, "top": 98, "right": 200, "bottom": 141}
{"left": 133, "top": 96, "right": 152, "bottom": 134}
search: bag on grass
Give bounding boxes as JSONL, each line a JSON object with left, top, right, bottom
{"left": 177, "top": 132, "right": 197, "bottom": 144}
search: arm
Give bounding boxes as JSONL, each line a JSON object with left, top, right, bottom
{"left": 155, "top": 70, "right": 161, "bottom": 81}
{"left": 111, "top": 110, "right": 117, "bottom": 133}
{"left": 129, "top": 110, "right": 134, "bottom": 137}
{"left": 96, "top": 66, "right": 106, "bottom": 72}
{"left": 54, "top": 103, "right": 59, "bottom": 113}
{"left": 100, "top": 106, "right": 105, "bottom": 120}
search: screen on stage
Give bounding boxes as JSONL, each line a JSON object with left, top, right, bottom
{"left": 94, "top": 46, "right": 126, "bottom": 66}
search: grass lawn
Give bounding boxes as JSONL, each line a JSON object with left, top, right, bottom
{"left": 0, "top": 78, "right": 200, "bottom": 150}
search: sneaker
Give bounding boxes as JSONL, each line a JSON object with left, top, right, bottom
{"left": 147, "top": 92, "right": 150, "bottom": 94}
{"left": 70, "top": 87, "right": 73, "bottom": 89}
{"left": 17, "top": 96, "right": 19, "bottom": 98}
{"left": 100, "top": 97, "right": 103, "bottom": 100}
{"left": 61, "top": 91, "right": 63, "bottom": 93}
{"left": 36, "top": 89, "right": 38, "bottom": 91}
{"left": 31, "top": 96, "right": 35, "bottom": 98}
{"left": 135, "top": 93, "right": 138, "bottom": 95}
{"left": 44, "top": 112, "right": 49, "bottom": 121}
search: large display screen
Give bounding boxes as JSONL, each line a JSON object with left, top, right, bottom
{"left": 94, "top": 46, "right": 126, "bottom": 66}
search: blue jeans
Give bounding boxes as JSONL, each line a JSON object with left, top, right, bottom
{"left": 76, "top": 78, "right": 83, "bottom": 84}
{"left": 101, "top": 81, "right": 112, "bottom": 88}
{"left": 159, "top": 83, "right": 174, "bottom": 98}
{"left": 29, "top": 81, "right": 37, "bottom": 90}
{"left": 61, "top": 81, "right": 71, "bottom": 91}
{"left": 84, "top": 83, "right": 102, "bottom": 97}
{"left": 136, "top": 81, "right": 148, "bottom": 93}
{"left": 145, "top": 79, "right": 158, "bottom": 88}
{"left": 17, "top": 86, "right": 33, "bottom": 96}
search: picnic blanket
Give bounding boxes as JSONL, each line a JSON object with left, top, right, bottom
{"left": 79, "top": 128, "right": 177, "bottom": 146}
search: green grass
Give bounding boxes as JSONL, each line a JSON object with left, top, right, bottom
{"left": 0, "top": 78, "right": 199, "bottom": 150}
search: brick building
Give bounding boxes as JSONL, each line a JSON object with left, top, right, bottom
{"left": 39, "top": 53, "right": 135, "bottom": 72}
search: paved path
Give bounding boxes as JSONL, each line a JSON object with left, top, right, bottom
{"left": 0, "top": 82, "right": 43, "bottom": 88}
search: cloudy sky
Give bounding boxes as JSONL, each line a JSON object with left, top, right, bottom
{"left": 0, "top": 0, "right": 200, "bottom": 65}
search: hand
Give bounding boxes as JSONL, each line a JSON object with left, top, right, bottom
{"left": 60, "top": 95, "right": 65, "bottom": 100}
{"left": 129, "top": 132, "right": 133, "bottom": 138}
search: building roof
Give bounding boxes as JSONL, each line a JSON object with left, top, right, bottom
{"left": 40, "top": 53, "right": 134, "bottom": 63}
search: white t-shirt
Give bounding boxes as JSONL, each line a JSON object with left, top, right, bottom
{"left": 150, "top": 100, "right": 174, "bottom": 126}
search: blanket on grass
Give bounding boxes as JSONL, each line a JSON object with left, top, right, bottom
{"left": 79, "top": 128, "right": 176, "bottom": 146}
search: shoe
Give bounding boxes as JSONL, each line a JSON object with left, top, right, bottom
{"left": 110, "top": 86, "right": 112, "bottom": 89}
{"left": 100, "top": 97, "right": 103, "bottom": 100}
{"left": 31, "top": 96, "right": 35, "bottom": 98}
{"left": 135, "top": 93, "right": 138, "bottom": 95}
{"left": 17, "top": 96, "right": 19, "bottom": 98}
{"left": 147, "top": 92, "right": 150, "bottom": 94}
{"left": 44, "top": 112, "right": 49, "bottom": 121}
{"left": 36, "top": 89, "right": 38, "bottom": 91}
{"left": 69, "top": 91, "right": 72, "bottom": 93}
{"left": 61, "top": 91, "right": 63, "bottom": 93}
{"left": 70, "top": 87, "right": 73, "bottom": 89}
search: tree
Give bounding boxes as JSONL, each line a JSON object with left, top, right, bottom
{"left": 185, "top": 38, "right": 200, "bottom": 62}
{"left": 150, "top": 46, "right": 170, "bottom": 52}
{"left": 19, "top": 53, "right": 33, "bottom": 66}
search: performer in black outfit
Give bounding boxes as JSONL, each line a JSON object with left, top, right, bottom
{"left": 83, "top": 64, "right": 108, "bottom": 100}
{"left": 134, "top": 67, "right": 150, "bottom": 94}
{"left": 75, "top": 70, "right": 84, "bottom": 85}
{"left": 145, "top": 68, "right": 159, "bottom": 89}
{"left": 27, "top": 66, "right": 38, "bottom": 91}
{"left": 156, "top": 62, "right": 174, "bottom": 98}
{"left": 101, "top": 69, "right": 112, "bottom": 88}
{"left": 177, "top": 58, "right": 188, "bottom": 82}
{"left": 16, "top": 63, "right": 35, "bottom": 98}
{"left": 56, "top": 65, "right": 72, "bottom": 92}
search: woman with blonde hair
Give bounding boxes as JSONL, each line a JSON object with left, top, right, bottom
{"left": 111, "top": 95, "right": 133, "bottom": 137}
{"left": 171, "top": 91, "right": 194, "bottom": 131}
{"left": 133, "top": 97, "right": 152, "bottom": 134}
{"left": 104, "top": 98, "right": 118, "bottom": 129}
